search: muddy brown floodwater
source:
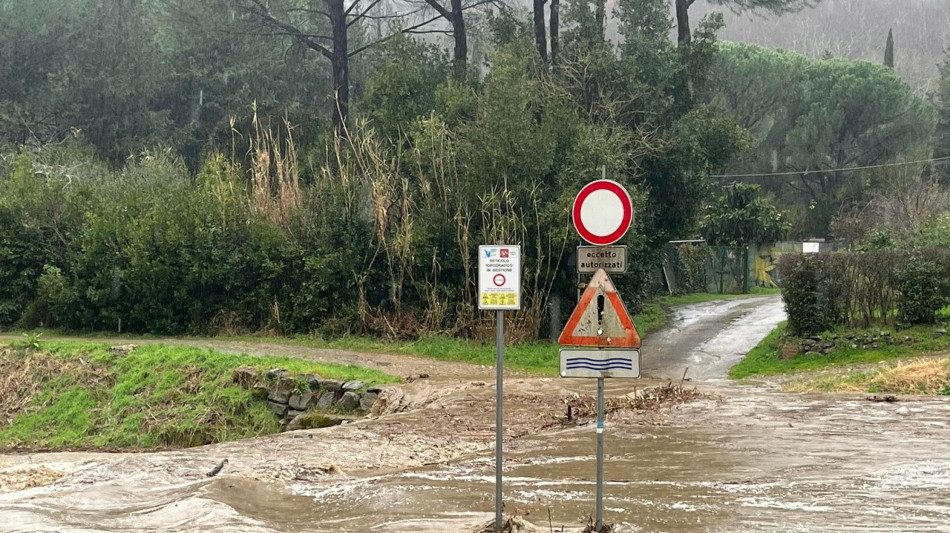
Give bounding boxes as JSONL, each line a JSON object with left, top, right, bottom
{"left": 3, "top": 295, "right": 950, "bottom": 532}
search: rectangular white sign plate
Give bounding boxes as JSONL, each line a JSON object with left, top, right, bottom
{"left": 559, "top": 349, "right": 640, "bottom": 378}
{"left": 576, "top": 246, "right": 627, "bottom": 273}
{"left": 478, "top": 245, "right": 522, "bottom": 310}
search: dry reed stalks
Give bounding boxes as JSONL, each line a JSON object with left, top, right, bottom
{"left": 249, "top": 105, "right": 301, "bottom": 232}
{"left": 314, "top": 117, "right": 569, "bottom": 340}
{"left": 785, "top": 358, "right": 950, "bottom": 394}
{"left": 331, "top": 120, "right": 416, "bottom": 328}
{"left": 868, "top": 359, "right": 950, "bottom": 394}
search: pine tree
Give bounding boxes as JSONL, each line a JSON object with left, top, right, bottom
{"left": 884, "top": 28, "right": 895, "bottom": 69}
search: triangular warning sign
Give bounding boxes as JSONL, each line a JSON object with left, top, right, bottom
{"left": 559, "top": 269, "right": 641, "bottom": 348}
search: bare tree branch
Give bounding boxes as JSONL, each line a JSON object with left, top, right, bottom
{"left": 244, "top": 0, "right": 333, "bottom": 58}
{"left": 347, "top": 14, "right": 442, "bottom": 57}
{"left": 422, "top": 0, "right": 452, "bottom": 20}
{"left": 358, "top": 6, "right": 427, "bottom": 21}
{"left": 406, "top": 29, "right": 454, "bottom": 35}
{"left": 347, "top": 0, "right": 386, "bottom": 27}
{"left": 285, "top": 7, "right": 331, "bottom": 18}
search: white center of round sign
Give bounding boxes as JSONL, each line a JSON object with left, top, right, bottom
{"left": 580, "top": 189, "right": 625, "bottom": 237}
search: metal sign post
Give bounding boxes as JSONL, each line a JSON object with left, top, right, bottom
{"left": 478, "top": 243, "right": 522, "bottom": 532}
{"left": 596, "top": 376, "right": 605, "bottom": 531}
{"left": 495, "top": 309, "right": 504, "bottom": 531}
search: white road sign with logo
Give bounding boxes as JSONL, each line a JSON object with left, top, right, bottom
{"left": 478, "top": 245, "right": 522, "bottom": 310}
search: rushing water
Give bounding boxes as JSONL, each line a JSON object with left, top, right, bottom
{"left": 3, "top": 295, "right": 950, "bottom": 532}
{"left": 283, "top": 392, "right": 950, "bottom": 532}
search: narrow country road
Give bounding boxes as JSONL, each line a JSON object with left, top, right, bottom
{"left": 641, "top": 294, "right": 785, "bottom": 381}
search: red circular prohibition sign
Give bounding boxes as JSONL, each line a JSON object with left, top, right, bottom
{"left": 571, "top": 179, "right": 633, "bottom": 246}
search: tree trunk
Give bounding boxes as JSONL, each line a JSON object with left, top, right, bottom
{"left": 533, "top": 0, "right": 548, "bottom": 62}
{"left": 594, "top": 0, "right": 606, "bottom": 41}
{"left": 675, "top": 0, "right": 692, "bottom": 44}
{"left": 329, "top": 0, "right": 348, "bottom": 136}
{"left": 550, "top": 0, "right": 559, "bottom": 66}
{"left": 450, "top": 0, "right": 467, "bottom": 80}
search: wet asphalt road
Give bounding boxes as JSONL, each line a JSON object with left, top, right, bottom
{"left": 641, "top": 295, "right": 786, "bottom": 381}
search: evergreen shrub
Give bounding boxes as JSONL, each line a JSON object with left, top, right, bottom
{"left": 897, "top": 255, "right": 947, "bottom": 325}
{"left": 780, "top": 254, "right": 833, "bottom": 336}
{"left": 781, "top": 250, "right": 950, "bottom": 336}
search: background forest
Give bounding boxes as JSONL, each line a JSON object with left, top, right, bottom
{"left": 0, "top": 0, "right": 948, "bottom": 338}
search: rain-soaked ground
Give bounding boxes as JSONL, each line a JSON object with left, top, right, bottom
{"left": 2, "top": 294, "right": 950, "bottom": 532}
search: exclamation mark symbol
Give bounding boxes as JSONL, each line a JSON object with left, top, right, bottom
{"left": 596, "top": 294, "right": 605, "bottom": 336}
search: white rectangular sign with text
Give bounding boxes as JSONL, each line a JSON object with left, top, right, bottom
{"left": 478, "top": 245, "right": 522, "bottom": 310}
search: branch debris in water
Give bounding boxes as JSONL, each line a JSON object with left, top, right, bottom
{"left": 566, "top": 381, "right": 712, "bottom": 420}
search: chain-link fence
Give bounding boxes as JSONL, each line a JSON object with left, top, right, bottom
{"left": 664, "top": 240, "right": 848, "bottom": 295}
{"left": 663, "top": 241, "right": 750, "bottom": 295}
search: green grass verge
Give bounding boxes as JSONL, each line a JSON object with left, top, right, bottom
{"left": 221, "top": 334, "right": 566, "bottom": 374}
{"left": 9, "top": 292, "right": 775, "bottom": 376}
{"left": 208, "top": 300, "right": 694, "bottom": 375}
{"left": 0, "top": 341, "right": 397, "bottom": 451}
{"left": 729, "top": 322, "right": 950, "bottom": 379}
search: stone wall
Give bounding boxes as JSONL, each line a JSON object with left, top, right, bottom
{"left": 232, "top": 367, "right": 380, "bottom": 431}
{"left": 796, "top": 330, "right": 932, "bottom": 355}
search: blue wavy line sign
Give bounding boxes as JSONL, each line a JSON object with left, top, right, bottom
{"left": 559, "top": 349, "right": 640, "bottom": 378}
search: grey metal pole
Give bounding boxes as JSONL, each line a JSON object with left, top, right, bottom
{"left": 495, "top": 309, "right": 504, "bottom": 532}
{"left": 595, "top": 376, "right": 605, "bottom": 532}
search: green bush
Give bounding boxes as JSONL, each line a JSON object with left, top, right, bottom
{"left": 32, "top": 265, "right": 75, "bottom": 327}
{"left": 0, "top": 155, "right": 56, "bottom": 324}
{"left": 780, "top": 254, "right": 833, "bottom": 336}
{"left": 897, "top": 255, "right": 946, "bottom": 325}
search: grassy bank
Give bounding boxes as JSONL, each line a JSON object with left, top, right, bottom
{"left": 729, "top": 322, "right": 950, "bottom": 379}
{"left": 784, "top": 358, "right": 950, "bottom": 394}
{"left": 0, "top": 341, "right": 397, "bottom": 451}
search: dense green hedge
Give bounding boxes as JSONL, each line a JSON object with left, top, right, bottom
{"left": 0, "top": 151, "right": 369, "bottom": 335}
{"left": 779, "top": 251, "right": 950, "bottom": 336}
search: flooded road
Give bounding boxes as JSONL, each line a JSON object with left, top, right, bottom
{"left": 269, "top": 389, "right": 950, "bottom": 532}
{"left": 4, "top": 295, "right": 950, "bottom": 532}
